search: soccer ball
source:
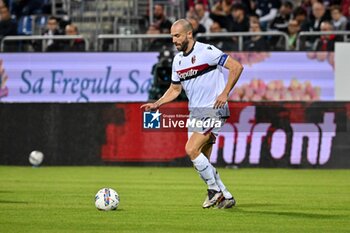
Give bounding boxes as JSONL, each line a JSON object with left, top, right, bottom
{"left": 29, "top": 150, "right": 44, "bottom": 166}
{"left": 95, "top": 188, "right": 120, "bottom": 211}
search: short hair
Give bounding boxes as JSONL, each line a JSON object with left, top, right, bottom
{"left": 211, "top": 21, "right": 222, "bottom": 27}
{"left": 154, "top": 3, "right": 164, "bottom": 10}
{"left": 48, "top": 16, "right": 58, "bottom": 22}
{"left": 282, "top": 1, "right": 294, "bottom": 9}
{"left": 66, "top": 24, "right": 79, "bottom": 33}
{"left": 249, "top": 12, "right": 259, "bottom": 17}
{"left": 249, "top": 12, "right": 260, "bottom": 20}
{"left": 330, "top": 5, "right": 341, "bottom": 12}
{"left": 250, "top": 20, "right": 260, "bottom": 26}
{"left": 288, "top": 19, "right": 299, "bottom": 26}
{"left": 172, "top": 19, "right": 193, "bottom": 33}
{"left": 195, "top": 2, "right": 205, "bottom": 8}
{"left": 231, "top": 3, "right": 245, "bottom": 12}
{"left": 320, "top": 20, "right": 334, "bottom": 30}
{"left": 321, "top": 20, "right": 333, "bottom": 26}
{"left": 312, "top": 1, "right": 325, "bottom": 9}
{"left": 293, "top": 6, "right": 307, "bottom": 17}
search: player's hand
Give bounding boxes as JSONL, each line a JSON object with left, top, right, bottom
{"left": 214, "top": 93, "right": 228, "bottom": 109}
{"left": 140, "top": 102, "right": 159, "bottom": 111}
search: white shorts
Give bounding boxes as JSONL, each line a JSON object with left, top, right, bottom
{"left": 187, "top": 106, "right": 229, "bottom": 136}
{"left": 187, "top": 117, "right": 227, "bottom": 145}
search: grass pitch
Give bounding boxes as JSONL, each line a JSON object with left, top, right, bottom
{"left": 0, "top": 166, "right": 349, "bottom": 233}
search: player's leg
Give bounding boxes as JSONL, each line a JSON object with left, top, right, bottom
{"left": 186, "top": 132, "right": 222, "bottom": 208}
{"left": 202, "top": 137, "right": 232, "bottom": 199}
{"left": 201, "top": 134, "right": 236, "bottom": 209}
{"left": 186, "top": 132, "right": 218, "bottom": 191}
{"left": 200, "top": 133, "right": 215, "bottom": 158}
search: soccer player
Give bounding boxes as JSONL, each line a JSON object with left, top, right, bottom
{"left": 141, "top": 19, "right": 243, "bottom": 208}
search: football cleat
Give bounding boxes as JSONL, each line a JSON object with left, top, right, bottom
{"left": 216, "top": 197, "right": 236, "bottom": 209}
{"left": 202, "top": 189, "right": 223, "bottom": 208}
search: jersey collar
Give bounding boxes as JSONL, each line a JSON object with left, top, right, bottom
{"left": 183, "top": 41, "right": 196, "bottom": 57}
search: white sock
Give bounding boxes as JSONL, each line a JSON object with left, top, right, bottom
{"left": 211, "top": 165, "right": 233, "bottom": 199}
{"left": 192, "top": 153, "right": 220, "bottom": 191}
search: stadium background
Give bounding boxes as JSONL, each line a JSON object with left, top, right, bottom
{"left": 0, "top": 1, "right": 350, "bottom": 233}
{"left": 1, "top": 0, "right": 350, "bottom": 168}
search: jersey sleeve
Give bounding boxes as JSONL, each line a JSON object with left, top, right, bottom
{"left": 171, "top": 57, "right": 181, "bottom": 84}
{"left": 206, "top": 45, "right": 229, "bottom": 67}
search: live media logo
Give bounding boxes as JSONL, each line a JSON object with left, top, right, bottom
{"left": 142, "top": 109, "right": 222, "bottom": 130}
{"left": 143, "top": 110, "right": 162, "bottom": 129}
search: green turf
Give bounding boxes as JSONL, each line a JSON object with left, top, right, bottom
{"left": 0, "top": 166, "right": 349, "bottom": 233}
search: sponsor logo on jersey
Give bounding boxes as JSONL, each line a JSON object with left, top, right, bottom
{"left": 178, "top": 69, "right": 198, "bottom": 79}
{"left": 176, "top": 64, "right": 215, "bottom": 81}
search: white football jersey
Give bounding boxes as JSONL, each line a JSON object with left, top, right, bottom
{"left": 171, "top": 41, "right": 230, "bottom": 116}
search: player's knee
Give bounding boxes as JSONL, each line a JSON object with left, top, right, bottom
{"left": 185, "top": 144, "right": 200, "bottom": 159}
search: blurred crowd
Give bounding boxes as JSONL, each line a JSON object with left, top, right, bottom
{"left": 145, "top": 0, "right": 350, "bottom": 51}
{"left": 0, "top": 0, "right": 85, "bottom": 52}
{"left": 1, "top": 0, "right": 349, "bottom": 52}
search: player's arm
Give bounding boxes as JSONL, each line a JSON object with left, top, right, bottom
{"left": 140, "top": 83, "right": 182, "bottom": 111}
{"left": 214, "top": 56, "right": 243, "bottom": 109}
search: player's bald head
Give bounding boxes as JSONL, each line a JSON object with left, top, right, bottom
{"left": 171, "top": 19, "right": 195, "bottom": 53}
{"left": 171, "top": 19, "right": 193, "bottom": 33}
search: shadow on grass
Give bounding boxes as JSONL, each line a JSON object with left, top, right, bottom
{"left": 0, "top": 199, "right": 28, "bottom": 204}
{"left": 96, "top": 208, "right": 125, "bottom": 212}
{"left": 0, "top": 190, "right": 14, "bottom": 193}
{"left": 237, "top": 203, "right": 286, "bottom": 208}
{"left": 229, "top": 206, "right": 345, "bottom": 219}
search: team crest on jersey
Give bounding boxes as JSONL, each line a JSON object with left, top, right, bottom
{"left": 191, "top": 55, "right": 196, "bottom": 64}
